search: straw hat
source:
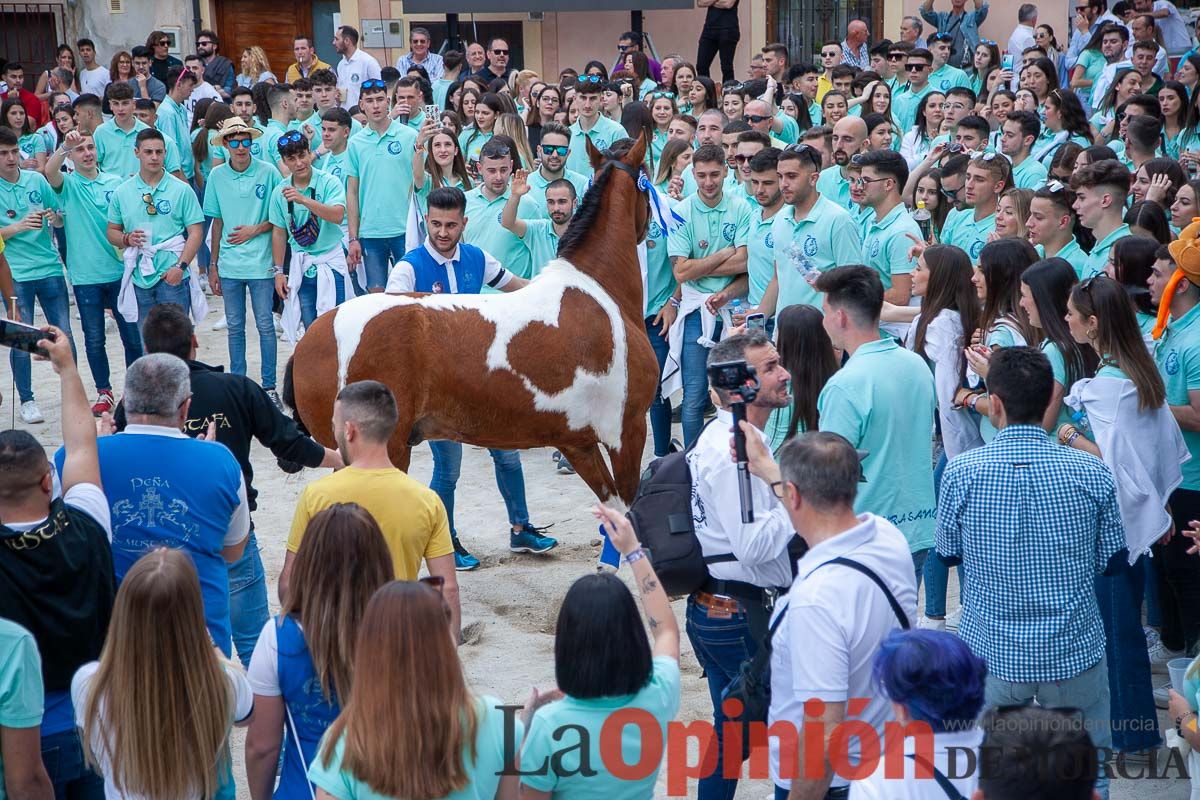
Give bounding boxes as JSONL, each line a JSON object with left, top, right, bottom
{"left": 210, "top": 117, "right": 263, "bottom": 146}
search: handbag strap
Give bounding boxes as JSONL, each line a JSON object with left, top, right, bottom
{"left": 907, "top": 754, "right": 967, "bottom": 800}
{"left": 284, "top": 703, "right": 318, "bottom": 800}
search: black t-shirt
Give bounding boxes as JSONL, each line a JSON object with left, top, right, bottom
{"left": 703, "top": 0, "right": 741, "bottom": 34}
{"left": 114, "top": 361, "right": 326, "bottom": 511}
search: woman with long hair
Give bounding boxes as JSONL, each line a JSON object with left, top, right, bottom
{"left": 620, "top": 102, "right": 657, "bottom": 175}
{"left": 244, "top": 504, "right": 393, "bottom": 800}
{"left": 525, "top": 83, "right": 562, "bottom": 151}
{"left": 970, "top": 40, "right": 1001, "bottom": 100}
{"left": 1177, "top": 53, "right": 1200, "bottom": 94}
{"left": 1048, "top": 141, "right": 1083, "bottom": 182}
{"left": 900, "top": 91, "right": 945, "bottom": 169}
{"left": 1106, "top": 234, "right": 1161, "bottom": 340}
{"left": 653, "top": 137, "right": 693, "bottom": 192}
{"left": 1125, "top": 199, "right": 1173, "bottom": 244}
{"left": 35, "top": 44, "right": 77, "bottom": 103}
{"left": 1133, "top": 158, "right": 1187, "bottom": 223}
{"left": 1, "top": 98, "right": 46, "bottom": 171}
{"left": 519, "top": 504, "right": 680, "bottom": 798}
{"left": 821, "top": 90, "right": 850, "bottom": 126}
{"left": 914, "top": 169, "right": 950, "bottom": 238}
{"left": 1071, "top": 24, "right": 1111, "bottom": 112}
{"left": 413, "top": 127, "right": 473, "bottom": 211}
{"left": 1092, "top": 68, "right": 1142, "bottom": 135}
{"left": 494, "top": 112, "right": 535, "bottom": 170}
{"left": 582, "top": 60, "right": 609, "bottom": 81}
{"left": 1158, "top": 80, "right": 1188, "bottom": 159}
{"left": 237, "top": 46, "right": 277, "bottom": 88}
{"left": 460, "top": 92, "right": 502, "bottom": 166}
{"left": 309, "top": 581, "right": 523, "bottom": 800}
{"left": 686, "top": 75, "right": 718, "bottom": 118}
{"left": 992, "top": 188, "right": 1033, "bottom": 240}
{"left": 1036, "top": 24, "right": 1065, "bottom": 80}
{"left": 623, "top": 51, "right": 656, "bottom": 99}
{"left": 1170, "top": 178, "right": 1200, "bottom": 231}
{"left": 1033, "top": 88, "right": 1094, "bottom": 165}
{"left": 1178, "top": 68, "right": 1200, "bottom": 165}
{"left": 72, "top": 549, "right": 253, "bottom": 800}
{"left": 672, "top": 62, "right": 697, "bottom": 112}
{"left": 456, "top": 87, "right": 481, "bottom": 131}
{"left": 781, "top": 91, "right": 816, "bottom": 133}
{"left": 1019, "top": 57, "right": 1059, "bottom": 107}
{"left": 764, "top": 305, "right": 839, "bottom": 453}
{"left": 646, "top": 90, "right": 677, "bottom": 166}
{"left": 192, "top": 101, "right": 234, "bottom": 189}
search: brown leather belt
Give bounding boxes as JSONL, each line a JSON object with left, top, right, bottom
{"left": 694, "top": 591, "right": 744, "bottom": 618}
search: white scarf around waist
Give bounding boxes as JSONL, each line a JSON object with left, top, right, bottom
{"left": 661, "top": 282, "right": 721, "bottom": 399}
{"left": 281, "top": 246, "right": 352, "bottom": 343}
{"left": 117, "top": 234, "right": 207, "bottom": 323}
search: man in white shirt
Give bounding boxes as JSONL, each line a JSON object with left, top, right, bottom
{"left": 736, "top": 427, "right": 918, "bottom": 800}
{"left": 1008, "top": 3, "right": 1039, "bottom": 59}
{"left": 183, "top": 54, "right": 222, "bottom": 118}
{"left": 685, "top": 330, "right": 796, "bottom": 800}
{"left": 1136, "top": 0, "right": 1192, "bottom": 53}
{"left": 76, "top": 38, "right": 110, "bottom": 98}
{"left": 333, "top": 24, "right": 382, "bottom": 109}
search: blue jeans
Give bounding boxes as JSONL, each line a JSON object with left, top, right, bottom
{"left": 73, "top": 281, "right": 143, "bottom": 392}
{"left": 1096, "top": 555, "right": 1161, "bottom": 753}
{"left": 193, "top": 177, "right": 212, "bottom": 270}
{"left": 228, "top": 529, "right": 269, "bottom": 668}
{"left": 41, "top": 729, "right": 104, "bottom": 800}
{"left": 925, "top": 450, "right": 963, "bottom": 618}
{"left": 360, "top": 235, "right": 406, "bottom": 290}
{"left": 133, "top": 276, "right": 191, "bottom": 334}
{"left": 984, "top": 659, "right": 1112, "bottom": 799}
{"left": 298, "top": 269, "right": 350, "bottom": 330}
{"left": 221, "top": 277, "right": 277, "bottom": 389}
{"left": 682, "top": 309, "right": 721, "bottom": 447}
{"left": 428, "top": 440, "right": 530, "bottom": 538}
{"left": 686, "top": 596, "right": 756, "bottom": 800}
{"left": 645, "top": 315, "right": 673, "bottom": 457}
{"left": 911, "top": 547, "right": 931, "bottom": 586}
{"left": 12, "top": 276, "right": 75, "bottom": 403}
{"left": 1144, "top": 553, "right": 1162, "bottom": 629}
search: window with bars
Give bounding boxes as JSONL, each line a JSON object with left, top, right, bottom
{"left": 770, "top": 0, "right": 881, "bottom": 65}
{"left": 0, "top": 3, "right": 66, "bottom": 89}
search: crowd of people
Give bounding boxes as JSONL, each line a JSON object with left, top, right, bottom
{"left": 4, "top": 2, "right": 1200, "bottom": 797}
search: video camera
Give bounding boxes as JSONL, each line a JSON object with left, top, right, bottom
{"left": 708, "top": 359, "right": 761, "bottom": 523}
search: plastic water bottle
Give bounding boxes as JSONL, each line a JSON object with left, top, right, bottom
{"left": 912, "top": 200, "right": 933, "bottom": 243}
{"left": 728, "top": 297, "right": 744, "bottom": 325}
{"left": 1070, "top": 407, "right": 1091, "bottom": 434}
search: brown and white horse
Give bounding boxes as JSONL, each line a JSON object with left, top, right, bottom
{"left": 284, "top": 135, "right": 657, "bottom": 506}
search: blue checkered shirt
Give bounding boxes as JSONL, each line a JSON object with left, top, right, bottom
{"left": 936, "top": 425, "right": 1126, "bottom": 683}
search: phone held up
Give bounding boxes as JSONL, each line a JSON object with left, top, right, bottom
{"left": 0, "top": 320, "right": 55, "bottom": 358}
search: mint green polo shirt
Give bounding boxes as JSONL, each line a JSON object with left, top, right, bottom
{"left": 1155, "top": 302, "right": 1200, "bottom": 489}
{"left": 816, "top": 166, "right": 853, "bottom": 213}
{"left": 0, "top": 618, "right": 42, "bottom": 800}
{"left": 267, "top": 168, "right": 346, "bottom": 256}
{"left": 770, "top": 194, "right": 862, "bottom": 311}
{"left": 413, "top": 174, "right": 466, "bottom": 214}
{"left": 978, "top": 323, "right": 1023, "bottom": 442}
{"left": 202, "top": 159, "right": 282, "bottom": 279}
{"left": 314, "top": 148, "right": 350, "bottom": 187}
{"left": 518, "top": 219, "right": 561, "bottom": 278}
{"left": 345, "top": 119, "right": 418, "bottom": 238}
{"left": 107, "top": 172, "right": 203, "bottom": 287}
{"left": 667, "top": 192, "right": 752, "bottom": 294}
{"left": 747, "top": 205, "right": 781, "bottom": 306}
{"left": 526, "top": 168, "right": 589, "bottom": 213}
{"left": 305, "top": 111, "right": 362, "bottom": 152}
{"left": 939, "top": 207, "right": 996, "bottom": 262}
{"left": 891, "top": 83, "right": 936, "bottom": 131}
{"left": 1085, "top": 223, "right": 1131, "bottom": 279}
{"left": 930, "top": 64, "right": 971, "bottom": 92}
{"left": 863, "top": 202, "right": 921, "bottom": 290}
{"left": 645, "top": 212, "right": 677, "bottom": 317}
{"left": 432, "top": 78, "right": 453, "bottom": 110}
{"left": 566, "top": 115, "right": 627, "bottom": 175}
{"left": 775, "top": 111, "right": 800, "bottom": 145}
{"left": 260, "top": 119, "right": 290, "bottom": 168}
{"left": 681, "top": 167, "right": 742, "bottom": 200}
{"left": 1037, "top": 238, "right": 1090, "bottom": 279}
{"left": 818, "top": 337, "right": 938, "bottom": 552}
{"left": 1042, "top": 339, "right": 1076, "bottom": 436}
{"left": 458, "top": 127, "right": 493, "bottom": 165}
{"left": 17, "top": 133, "right": 44, "bottom": 163}
{"left": 192, "top": 128, "right": 228, "bottom": 183}
{"left": 92, "top": 118, "right": 183, "bottom": 178}
{"left": 463, "top": 186, "right": 541, "bottom": 280}
{"left": 52, "top": 170, "right": 124, "bottom": 285}
{"left": 650, "top": 129, "right": 668, "bottom": 168}
{"left": 158, "top": 96, "right": 195, "bottom": 179}
{"left": 1011, "top": 156, "right": 1048, "bottom": 189}
{"left": 0, "top": 169, "right": 61, "bottom": 282}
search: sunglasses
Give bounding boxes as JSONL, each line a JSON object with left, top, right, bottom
{"left": 745, "top": 113, "right": 771, "bottom": 123}
{"left": 969, "top": 150, "right": 999, "bottom": 161}
{"left": 197, "top": 40, "right": 213, "bottom": 47}
{"left": 277, "top": 130, "right": 305, "bottom": 150}
{"left": 142, "top": 192, "right": 158, "bottom": 215}
{"left": 980, "top": 38, "right": 997, "bottom": 46}
{"left": 851, "top": 175, "right": 890, "bottom": 186}
{"left": 930, "top": 33, "right": 954, "bottom": 43}
{"left": 941, "top": 186, "right": 960, "bottom": 199}
{"left": 360, "top": 78, "right": 386, "bottom": 90}
{"left": 577, "top": 75, "right": 602, "bottom": 85}
{"left": 155, "top": 40, "right": 169, "bottom": 46}
{"left": 821, "top": 50, "right": 840, "bottom": 58}
{"left": 492, "top": 48, "right": 509, "bottom": 55}
{"left": 784, "top": 142, "right": 822, "bottom": 168}
{"left": 649, "top": 90, "right": 676, "bottom": 100}
{"left": 419, "top": 575, "right": 445, "bottom": 593}
{"left": 617, "top": 44, "right": 631, "bottom": 51}
{"left": 733, "top": 153, "right": 754, "bottom": 163}
{"left": 540, "top": 144, "right": 569, "bottom": 156}
{"left": 226, "top": 137, "right": 252, "bottom": 149}
{"left": 905, "top": 63, "right": 931, "bottom": 72}
{"left": 888, "top": 53, "right": 906, "bottom": 60}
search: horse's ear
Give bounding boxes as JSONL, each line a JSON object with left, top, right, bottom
{"left": 626, "top": 131, "right": 648, "bottom": 170}
{"left": 586, "top": 136, "right": 604, "bottom": 170}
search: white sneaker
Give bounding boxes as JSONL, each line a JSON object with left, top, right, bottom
{"left": 918, "top": 615, "right": 947, "bottom": 630}
{"left": 19, "top": 401, "right": 44, "bottom": 424}
{"left": 945, "top": 607, "right": 963, "bottom": 630}
{"left": 199, "top": 273, "right": 211, "bottom": 295}
{"left": 1154, "top": 681, "right": 1172, "bottom": 709}
{"left": 1149, "top": 641, "right": 1186, "bottom": 674}
{"left": 273, "top": 314, "right": 283, "bottom": 333}
{"left": 212, "top": 315, "right": 228, "bottom": 331}
{"left": 1145, "top": 626, "right": 1162, "bottom": 651}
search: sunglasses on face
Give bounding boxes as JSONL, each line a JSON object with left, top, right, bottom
{"left": 821, "top": 50, "right": 840, "bottom": 58}
{"left": 540, "top": 144, "right": 569, "bottom": 156}
{"left": 906, "top": 63, "right": 930, "bottom": 72}
{"left": 745, "top": 114, "right": 771, "bottom": 123}
{"left": 492, "top": 48, "right": 509, "bottom": 55}
{"left": 226, "top": 137, "right": 252, "bottom": 149}
{"left": 360, "top": 78, "right": 386, "bottom": 91}
{"left": 142, "top": 192, "right": 158, "bottom": 215}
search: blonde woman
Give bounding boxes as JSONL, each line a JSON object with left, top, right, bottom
{"left": 72, "top": 548, "right": 253, "bottom": 800}
{"left": 495, "top": 111, "right": 535, "bottom": 169}
{"left": 237, "top": 46, "right": 277, "bottom": 88}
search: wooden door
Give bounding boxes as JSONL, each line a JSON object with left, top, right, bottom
{"left": 215, "top": 0, "right": 313, "bottom": 84}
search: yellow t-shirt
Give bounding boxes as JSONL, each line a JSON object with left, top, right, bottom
{"left": 287, "top": 466, "right": 454, "bottom": 580}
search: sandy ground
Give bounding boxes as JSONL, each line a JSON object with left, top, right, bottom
{"left": 5, "top": 294, "right": 1191, "bottom": 799}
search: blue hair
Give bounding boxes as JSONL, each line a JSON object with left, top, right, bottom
{"left": 872, "top": 629, "right": 987, "bottom": 733}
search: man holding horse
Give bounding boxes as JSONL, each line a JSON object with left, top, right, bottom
{"left": 385, "top": 186, "right": 557, "bottom": 571}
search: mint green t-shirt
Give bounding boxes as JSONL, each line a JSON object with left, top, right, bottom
{"left": 458, "top": 126, "right": 493, "bottom": 166}
{"left": 305, "top": 111, "right": 362, "bottom": 152}
{"left": 192, "top": 127, "right": 227, "bottom": 184}
{"left": 267, "top": 168, "right": 346, "bottom": 256}
{"left": 1038, "top": 238, "right": 1090, "bottom": 279}
{"left": 747, "top": 205, "right": 781, "bottom": 306}
{"left": 863, "top": 202, "right": 921, "bottom": 291}
{"left": 940, "top": 207, "right": 996, "bottom": 262}
{"left": 52, "top": 170, "right": 125, "bottom": 285}
{"left": 1012, "top": 156, "right": 1048, "bottom": 190}
{"left": 929, "top": 64, "right": 971, "bottom": 92}
{"left": 413, "top": 174, "right": 466, "bottom": 214}
{"left": 526, "top": 167, "right": 589, "bottom": 213}
{"left": 432, "top": 78, "right": 454, "bottom": 110}
{"left": 667, "top": 192, "right": 753, "bottom": 294}
{"left": 978, "top": 323, "right": 1023, "bottom": 442}
{"left": 1155, "top": 302, "right": 1200, "bottom": 490}
{"left": 1085, "top": 223, "right": 1132, "bottom": 279}
{"left": 645, "top": 211, "right": 678, "bottom": 317}
{"left": 566, "top": 115, "right": 628, "bottom": 175}
{"left": 107, "top": 172, "right": 203, "bottom": 287}
{"left": 818, "top": 337, "right": 937, "bottom": 551}
{"left": 775, "top": 111, "right": 801, "bottom": 145}
{"left": 203, "top": 159, "right": 282, "bottom": 279}
{"left": 346, "top": 119, "right": 418, "bottom": 238}
{"left": 463, "top": 186, "right": 541, "bottom": 281}
{"left": 308, "top": 695, "right": 518, "bottom": 800}
{"left": 518, "top": 219, "right": 561, "bottom": 278}
{"left": 0, "top": 619, "right": 42, "bottom": 800}
{"left": 0, "top": 169, "right": 62, "bottom": 281}
{"left": 315, "top": 148, "right": 350, "bottom": 187}
{"left": 815, "top": 165, "right": 853, "bottom": 213}
{"left": 158, "top": 96, "right": 196, "bottom": 179}
{"left": 1075, "top": 49, "right": 1107, "bottom": 107}
{"left": 17, "top": 133, "right": 45, "bottom": 163}
{"left": 520, "top": 657, "right": 681, "bottom": 799}
{"left": 92, "top": 118, "right": 183, "bottom": 178}
{"left": 1042, "top": 339, "right": 1077, "bottom": 435}
{"left": 770, "top": 194, "right": 862, "bottom": 311}
{"left": 891, "top": 83, "right": 936, "bottom": 131}
{"left": 260, "top": 119, "right": 291, "bottom": 169}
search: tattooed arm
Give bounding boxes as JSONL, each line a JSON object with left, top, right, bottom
{"left": 593, "top": 505, "right": 681, "bottom": 660}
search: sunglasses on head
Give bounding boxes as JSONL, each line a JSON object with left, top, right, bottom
{"left": 540, "top": 144, "right": 569, "bottom": 156}
{"left": 969, "top": 150, "right": 999, "bottom": 161}
{"left": 649, "top": 90, "right": 676, "bottom": 100}
{"left": 277, "top": 130, "right": 305, "bottom": 150}
{"left": 577, "top": 75, "right": 602, "bottom": 85}
{"left": 980, "top": 38, "right": 997, "bottom": 46}
{"left": 226, "top": 137, "right": 252, "bottom": 149}
{"left": 360, "top": 78, "right": 386, "bottom": 91}
{"left": 930, "top": 33, "right": 954, "bottom": 43}
{"left": 784, "top": 142, "right": 822, "bottom": 168}
{"left": 141, "top": 192, "right": 158, "bottom": 215}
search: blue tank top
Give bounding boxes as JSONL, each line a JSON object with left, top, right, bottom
{"left": 275, "top": 615, "right": 341, "bottom": 799}
{"left": 401, "top": 242, "right": 488, "bottom": 294}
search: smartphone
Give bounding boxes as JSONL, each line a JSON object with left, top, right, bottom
{"left": 1001, "top": 54, "right": 1014, "bottom": 71}
{"left": 0, "top": 319, "right": 55, "bottom": 357}
{"left": 745, "top": 312, "right": 767, "bottom": 331}
{"left": 423, "top": 104, "right": 439, "bottom": 121}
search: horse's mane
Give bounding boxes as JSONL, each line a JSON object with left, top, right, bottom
{"left": 556, "top": 160, "right": 618, "bottom": 260}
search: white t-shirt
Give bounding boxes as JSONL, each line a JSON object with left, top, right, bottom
{"left": 185, "top": 82, "right": 223, "bottom": 120}
{"left": 336, "top": 49, "right": 382, "bottom": 110}
{"left": 849, "top": 729, "right": 984, "bottom": 800}
{"left": 768, "top": 514, "right": 919, "bottom": 790}
{"left": 71, "top": 660, "right": 253, "bottom": 800}
{"left": 80, "top": 66, "right": 111, "bottom": 98}
{"left": 1156, "top": 0, "right": 1194, "bottom": 53}
{"left": 246, "top": 617, "right": 285, "bottom": 696}
{"left": 5, "top": 483, "right": 111, "bottom": 538}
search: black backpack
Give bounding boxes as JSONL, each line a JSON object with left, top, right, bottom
{"left": 626, "top": 429, "right": 735, "bottom": 597}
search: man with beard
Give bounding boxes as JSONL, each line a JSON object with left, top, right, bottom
{"left": 503, "top": 169, "right": 577, "bottom": 278}
{"left": 816, "top": 115, "right": 868, "bottom": 213}
{"left": 523, "top": 122, "right": 588, "bottom": 208}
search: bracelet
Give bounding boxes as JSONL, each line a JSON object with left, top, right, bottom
{"left": 1065, "top": 430, "right": 1080, "bottom": 447}
{"left": 967, "top": 393, "right": 982, "bottom": 413}
{"left": 272, "top": 265, "right": 286, "bottom": 276}
{"left": 1177, "top": 711, "right": 1196, "bottom": 736}
{"left": 623, "top": 548, "right": 647, "bottom": 565}
{"left": 668, "top": 297, "right": 681, "bottom": 308}
{"left": 121, "top": 232, "right": 131, "bottom": 247}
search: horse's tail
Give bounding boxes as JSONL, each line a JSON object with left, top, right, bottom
{"left": 278, "top": 357, "right": 310, "bottom": 474}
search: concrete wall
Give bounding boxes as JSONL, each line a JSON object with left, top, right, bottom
{"left": 900, "top": 0, "right": 1074, "bottom": 52}
{"left": 69, "top": 0, "right": 197, "bottom": 60}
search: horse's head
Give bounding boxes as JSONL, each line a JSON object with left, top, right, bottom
{"left": 586, "top": 132, "right": 651, "bottom": 244}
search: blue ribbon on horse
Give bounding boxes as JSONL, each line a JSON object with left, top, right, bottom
{"left": 637, "top": 173, "right": 686, "bottom": 236}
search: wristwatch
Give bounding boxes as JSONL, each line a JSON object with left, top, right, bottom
{"left": 623, "top": 548, "right": 648, "bottom": 565}
{"left": 171, "top": 261, "right": 187, "bottom": 272}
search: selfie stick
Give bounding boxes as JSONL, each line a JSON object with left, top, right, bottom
{"left": 731, "top": 399, "right": 754, "bottom": 523}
